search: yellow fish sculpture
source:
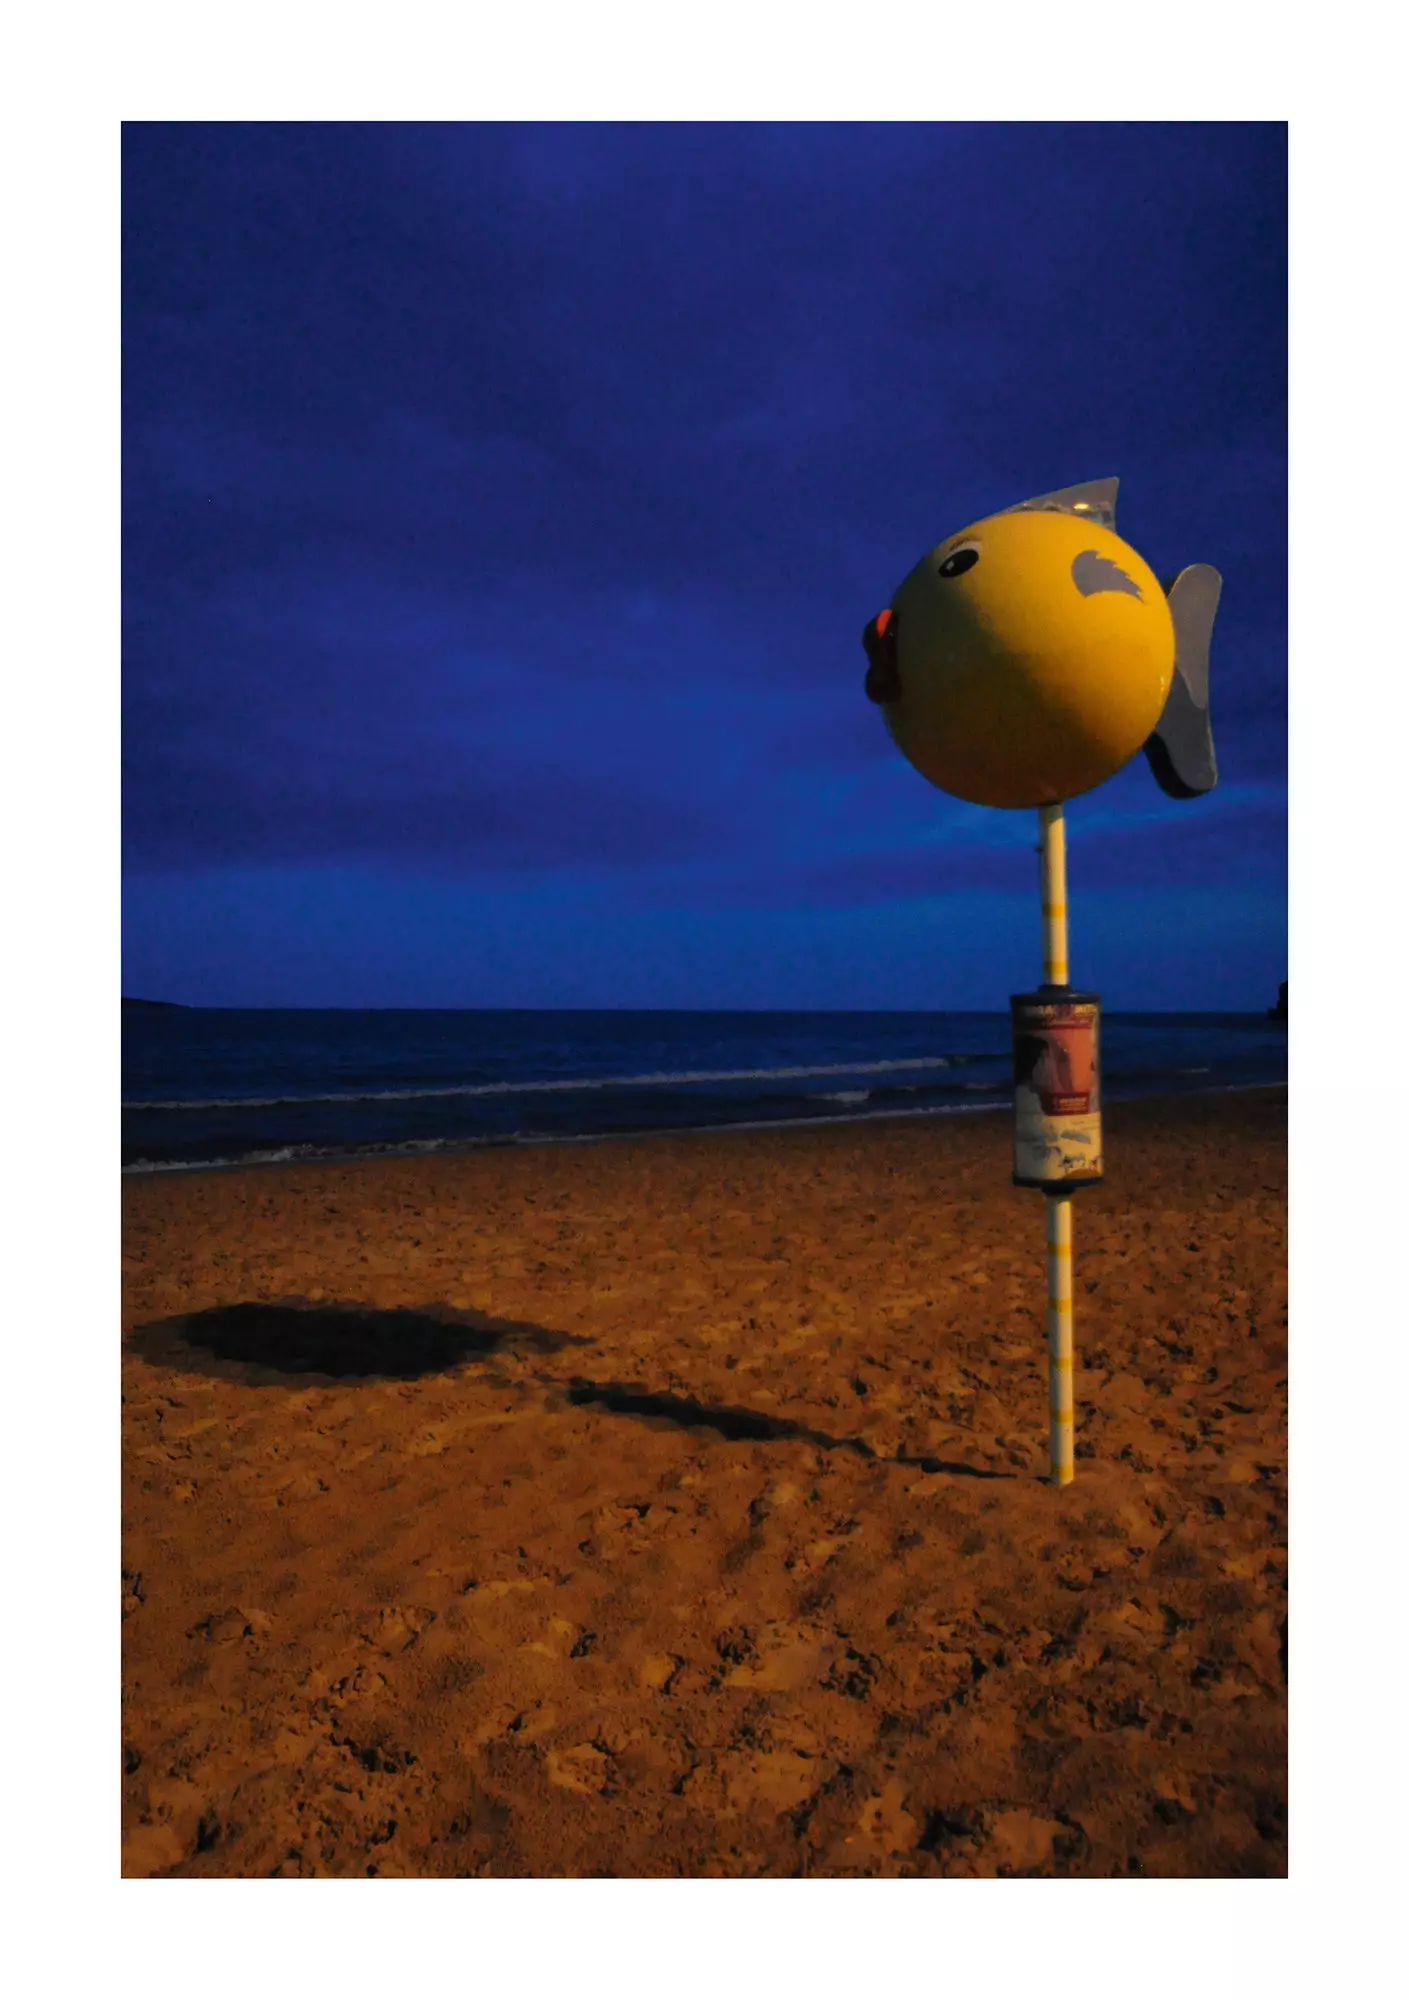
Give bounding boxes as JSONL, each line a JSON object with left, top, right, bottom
{"left": 862, "top": 478, "right": 1220, "bottom": 808}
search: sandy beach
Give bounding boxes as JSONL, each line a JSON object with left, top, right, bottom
{"left": 121, "top": 1088, "right": 1287, "bottom": 1878}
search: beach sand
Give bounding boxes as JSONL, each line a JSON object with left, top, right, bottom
{"left": 122, "top": 1089, "right": 1287, "bottom": 1878}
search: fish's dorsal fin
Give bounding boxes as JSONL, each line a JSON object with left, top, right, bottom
{"left": 1005, "top": 477, "right": 1120, "bottom": 530}
{"left": 1143, "top": 564, "right": 1222, "bottom": 798}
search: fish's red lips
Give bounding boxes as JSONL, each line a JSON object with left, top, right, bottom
{"left": 863, "top": 606, "right": 900, "bottom": 703}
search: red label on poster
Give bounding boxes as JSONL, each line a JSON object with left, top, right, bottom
{"left": 1012, "top": 1001, "right": 1099, "bottom": 1113}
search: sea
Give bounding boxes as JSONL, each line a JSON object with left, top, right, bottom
{"left": 122, "top": 1008, "right": 1288, "bottom": 1175}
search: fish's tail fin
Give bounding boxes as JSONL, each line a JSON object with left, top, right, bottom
{"left": 1143, "top": 564, "right": 1222, "bottom": 799}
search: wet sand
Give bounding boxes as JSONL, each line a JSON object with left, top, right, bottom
{"left": 122, "top": 1089, "right": 1287, "bottom": 1878}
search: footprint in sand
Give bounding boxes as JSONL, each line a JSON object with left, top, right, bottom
{"left": 188, "top": 1606, "right": 274, "bottom": 1644}
{"left": 985, "top": 1809, "right": 1069, "bottom": 1873}
{"left": 685, "top": 1749, "right": 832, "bottom": 1817}
{"left": 721, "top": 1622, "right": 837, "bottom": 1691}
{"left": 355, "top": 1606, "right": 437, "bottom": 1654}
{"left": 839, "top": 1775, "right": 921, "bottom": 1862}
{"left": 546, "top": 1742, "right": 612, "bottom": 1796}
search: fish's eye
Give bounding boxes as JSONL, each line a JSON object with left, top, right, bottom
{"left": 936, "top": 541, "right": 980, "bottom": 580}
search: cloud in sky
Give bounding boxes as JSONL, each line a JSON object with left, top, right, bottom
{"left": 123, "top": 121, "right": 1286, "bottom": 1005}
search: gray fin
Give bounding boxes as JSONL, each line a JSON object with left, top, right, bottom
{"left": 1142, "top": 564, "right": 1222, "bottom": 798}
{"left": 1004, "top": 477, "right": 1119, "bottom": 530}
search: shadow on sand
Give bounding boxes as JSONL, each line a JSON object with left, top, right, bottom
{"left": 562, "top": 1379, "right": 1013, "bottom": 1478}
{"left": 124, "top": 1299, "right": 589, "bottom": 1386}
{"left": 125, "top": 1302, "right": 1014, "bottom": 1478}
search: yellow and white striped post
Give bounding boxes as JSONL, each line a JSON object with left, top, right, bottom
{"left": 1039, "top": 802, "right": 1075, "bottom": 1486}
{"left": 1045, "top": 1183, "right": 1075, "bottom": 1485}
{"left": 1039, "top": 801, "right": 1068, "bottom": 986}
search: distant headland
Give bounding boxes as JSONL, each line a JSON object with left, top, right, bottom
{"left": 1267, "top": 981, "right": 1287, "bottom": 1021}
{"left": 122, "top": 997, "right": 188, "bottom": 1010}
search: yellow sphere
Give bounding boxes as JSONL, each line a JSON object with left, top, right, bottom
{"left": 867, "top": 507, "right": 1176, "bottom": 808}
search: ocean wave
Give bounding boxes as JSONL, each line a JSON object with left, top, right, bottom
{"left": 123, "top": 1053, "right": 970, "bottom": 1114}
{"left": 121, "top": 1095, "right": 1011, "bottom": 1175}
{"left": 120, "top": 1078, "right": 1286, "bottom": 1178}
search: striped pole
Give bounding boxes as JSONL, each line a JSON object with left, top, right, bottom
{"left": 1046, "top": 1187, "right": 1075, "bottom": 1485}
{"left": 1040, "top": 801, "right": 1075, "bottom": 1485}
{"left": 1039, "top": 801, "right": 1068, "bottom": 985}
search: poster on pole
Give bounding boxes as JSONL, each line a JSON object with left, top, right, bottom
{"left": 1011, "top": 993, "right": 1103, "bottom": 1190}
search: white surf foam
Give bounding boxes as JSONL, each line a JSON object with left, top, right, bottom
{"left": 123, "top": 1053, "right": 968, "bottom": 1114}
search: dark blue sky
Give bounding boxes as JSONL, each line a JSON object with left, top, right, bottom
{"left": 122, "top": 122, "right": 1286, "bottom": 1009}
